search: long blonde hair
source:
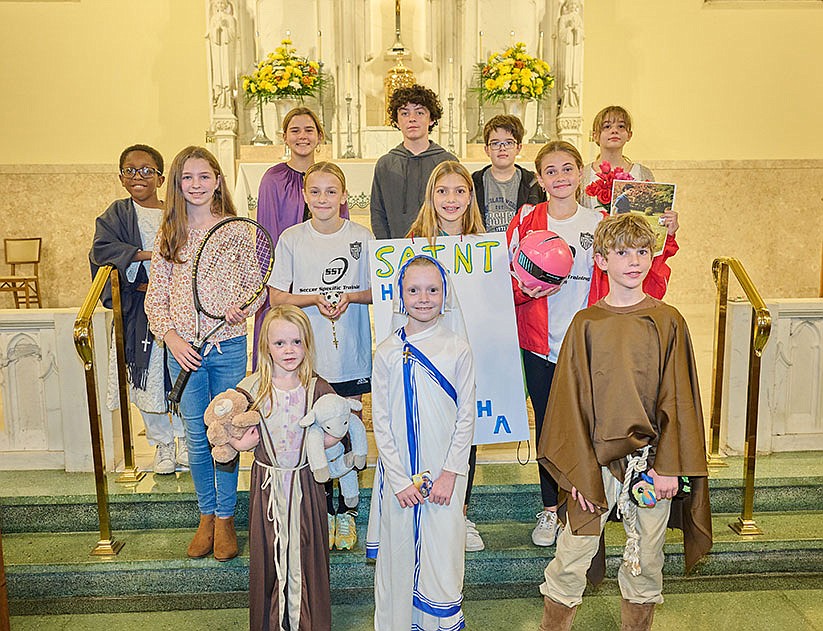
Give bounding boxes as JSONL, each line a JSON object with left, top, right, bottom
{"left": 159, "top": 146, "right": 237, "bottom": 263}
{"left": 406, "top": 161, "right": 485, "bottom": 241}
{"left": 253, "top": 305, "right": 316, "bottom": 411}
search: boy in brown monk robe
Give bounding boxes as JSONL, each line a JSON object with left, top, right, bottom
{"left": 536, "top": 214, "right": 712, "bottom": 631}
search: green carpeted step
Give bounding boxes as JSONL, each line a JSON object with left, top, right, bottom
{"left": 2, "top": 474, "right": 821, "bottom": 533}
{"left": 4, "top": 512, "right": 822, "bottom": 615}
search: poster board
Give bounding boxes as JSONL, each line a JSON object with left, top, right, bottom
{"left": 368, "top": 234, "right": 529, "bottom": 445}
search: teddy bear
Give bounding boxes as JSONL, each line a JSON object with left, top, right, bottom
{"left": 298, "top": 393, "right": 367, "bottom": 508}
{"left": 203, "top": 388, "right": 261, "bottom": 463}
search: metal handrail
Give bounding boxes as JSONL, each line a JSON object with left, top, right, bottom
{"left": 707, "top": 257, "right": 771, "bottom": 537}
{"left": 73, "top": 265, "right": 145, "bottom": 556}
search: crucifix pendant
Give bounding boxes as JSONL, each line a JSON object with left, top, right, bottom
{"left": 325, "top": 290, "right": 341, "bottom": 350}
{"left": 331, "top": 320, "right": 339, "bottom": 350}
{"left": 141, "top": 329, "right": 151, "bottom": 352}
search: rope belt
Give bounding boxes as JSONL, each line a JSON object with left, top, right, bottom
{"left": 617, "top": 445, "right": 651, "bottom": 577}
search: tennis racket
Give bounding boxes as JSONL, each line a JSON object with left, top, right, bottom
{"left": 168, "top": 216, "right": 274, "bottom": 406}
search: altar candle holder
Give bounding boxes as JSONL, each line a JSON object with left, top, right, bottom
{"left": 342, "top": 94, "right": 356, "bottom": 159}
{"left": 530, "top": 98, "right": 549, "bottom": 144}
{"left": 447, "top": 94, "right": 456, "bottom": 153}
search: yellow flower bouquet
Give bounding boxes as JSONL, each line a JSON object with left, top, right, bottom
{"left": 241, "top": 39, "right": 323, "bottom": 102}
{"left": 479, "top": 42, "right": 554, "bottom": 102}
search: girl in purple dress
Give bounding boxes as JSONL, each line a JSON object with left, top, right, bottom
{"left": 254, "top": 107, "right": 349, "bottom": 365}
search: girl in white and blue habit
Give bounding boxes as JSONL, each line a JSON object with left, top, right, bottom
{"left": 366, "top": 255, "right": 476, "bottom": 631}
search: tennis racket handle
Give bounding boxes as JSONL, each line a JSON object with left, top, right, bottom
{"left": 167, "top": 369, "right": 192, "bottom": 405}
{"left": 168, "top": 341, "right": 205, "bottom": 405}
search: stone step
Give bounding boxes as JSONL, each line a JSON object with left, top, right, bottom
{"left": 2, "top": 473, "right": 821, "bottom": 534}
{"left": 5, "top": 512, "right": 822, "bottom": 615}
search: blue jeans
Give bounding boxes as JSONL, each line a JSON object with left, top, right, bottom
{"left": 167, "top": 336, "right": 247, "bottom": 518}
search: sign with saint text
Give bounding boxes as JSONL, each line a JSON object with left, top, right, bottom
{"left": 369, "top": 234, "right": 529, "bottom": 445}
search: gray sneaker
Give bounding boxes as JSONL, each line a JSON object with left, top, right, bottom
{"left": 153, "top": 442, "right": 176, "bottom": 475}
{"left": 465, "top": 517, "right": 485, "bottom": 552}
{"left": 176, "top": 437, "right": 189, "bottom": 468}
{"left": 531, "top": 509, "right": 560, "bottom": 547}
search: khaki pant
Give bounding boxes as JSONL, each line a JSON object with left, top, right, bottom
{"left": 540, "top": 467, "right": 671, "bottom": 607}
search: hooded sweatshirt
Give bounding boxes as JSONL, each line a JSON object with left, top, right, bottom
{"left": 370, "top": 141, "right": 458, "bottom": 239}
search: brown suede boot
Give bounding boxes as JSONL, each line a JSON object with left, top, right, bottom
{"left": 620, "top": 599, "right": 655, "bottom": 631}
{"left": 187, "top": 514, "right": 215, "bottom": 558}
{"left": 539, "top": 596, "right": 578, "bottom": 631}
{"left": 213, "top": 516, "right": 238, "bottom": 561}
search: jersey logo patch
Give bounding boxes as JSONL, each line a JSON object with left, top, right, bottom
{"left": 579, "top": 232, "right": 594, "bottom": 250}
{"left": 350, "top": 241, "right": 362, "bottom": 260}
{"left": 322, "top": 257, "right": 349, "bottom": 284}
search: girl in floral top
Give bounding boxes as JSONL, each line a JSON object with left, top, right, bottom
{"left": 146, "top": 146, "right": 263, "bottom": 561}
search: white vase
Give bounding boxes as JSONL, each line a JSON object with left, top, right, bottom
{"left": 501, "top": 98, "right": 527, "bottom": 123}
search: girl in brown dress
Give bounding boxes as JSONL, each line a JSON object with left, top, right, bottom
{"left": 230, "top": 305, "right": 335, "bottom": 631}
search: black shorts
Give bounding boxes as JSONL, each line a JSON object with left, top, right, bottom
{"left": 329, "top": 377, "right": 371, "bottom": 397}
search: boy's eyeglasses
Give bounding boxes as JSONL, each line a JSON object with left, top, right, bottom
{"left": 121, "top": 166, "right": 162, "bottom": 179}
{"left": 487, "top": 140, "right": 517, "bottom": 150}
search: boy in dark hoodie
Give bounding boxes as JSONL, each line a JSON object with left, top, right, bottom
{"left": 370, "top": 85, "right": 458, "bottom": 239}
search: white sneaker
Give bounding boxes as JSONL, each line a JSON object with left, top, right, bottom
{"left": 531, "top": 509, "right": 560, "bottom": 547}
{"left": 176, "top": 438, "right": 189, "bottom": 468}
{"left": 153, "top": 442, "right": 176, "bottom": 475}
{"left": 465, "top": 517, "right": 485, "bottom": 552}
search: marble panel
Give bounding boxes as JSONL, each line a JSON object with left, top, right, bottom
{"left": 0, "top": 308, "right": 119, "bottom": 472}
{"left": 647, "top": 160, "right": 823, "bottom": 307}
{"left": 0, "top": 165, "right": 122, "bottom": 309}
{"left": 723, "top": 299, "right": 823, "bottom": 453}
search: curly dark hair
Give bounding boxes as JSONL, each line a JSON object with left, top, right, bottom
{"left": 388, "top": 85, "right": 443, "bottom": 131}
{"left": 119, "top": 144, "right": 164, "bottom": 174}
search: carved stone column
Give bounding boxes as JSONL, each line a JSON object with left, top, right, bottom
{"left": 555, "top": 0, "right": 583, "bottom": 148}
{"left": 206, "top": 0, "right": 239, "bottom": 190}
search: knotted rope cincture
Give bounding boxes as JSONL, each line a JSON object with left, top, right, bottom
{"left": 617, "top": 445, "right": 651, "bottom": 577}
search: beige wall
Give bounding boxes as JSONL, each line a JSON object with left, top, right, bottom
{"left": 0, "top": 0, "right": 209, "bottom": 164}
{"left": 2, "top": 1, "right": 822, "bottom": 164}
{"left": 582, "top": 1, "right": 823, "bottom": 161}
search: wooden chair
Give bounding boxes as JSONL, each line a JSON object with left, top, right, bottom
{"left": 0, "top": 237, "right": 42, "bottom": 308}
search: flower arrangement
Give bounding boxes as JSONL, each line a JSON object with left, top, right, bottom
{"left": 241, "top": 39, "right": 322, "bottom": 102}
{"left": 479, "top": 42, "right": 554, "bottom": 102}
{"left": 584, "top": 161, "right": 635, "bottom": 210}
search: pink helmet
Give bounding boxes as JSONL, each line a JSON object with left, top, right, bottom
{"left": 513, "top": 230, "right": 574, "bottom": 291}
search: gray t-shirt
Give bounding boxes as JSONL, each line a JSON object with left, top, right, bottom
{"left": 483, "top": 169, "right": 522, "bottom": 233}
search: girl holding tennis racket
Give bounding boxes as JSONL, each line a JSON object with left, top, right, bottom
{"left": 146, "top": 146, "right": 267, "bottom": 561}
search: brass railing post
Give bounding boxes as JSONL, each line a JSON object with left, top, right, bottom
{"left": 708, "top": 257, "right": 771, "bottom": 538}
{"left": 110, "top": 269, "right": 145, "bottom": 484}
{"left": 73, "top": 265, "right": 124, "bottom": 556}
{"left": 707, "top": 260, "right": 730, "bottom": 468}
{"left": 729, "top": 301, "right": 771, "bottom": 537}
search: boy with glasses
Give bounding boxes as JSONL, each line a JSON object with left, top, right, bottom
{"left": 471, "top": 115, "right": 545, "bottom": 233}
{"left": 90, "top": 144, "right": 187, "bottom": 475}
